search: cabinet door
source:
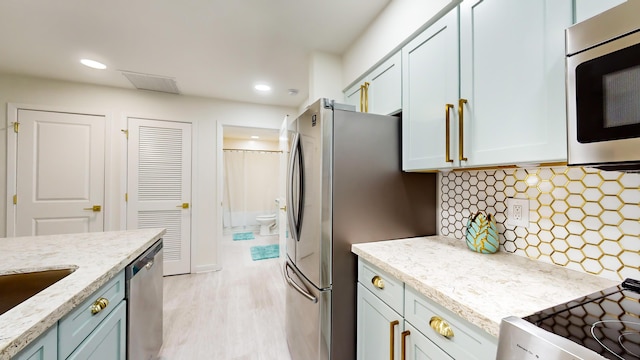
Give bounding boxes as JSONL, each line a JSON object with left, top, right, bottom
{"left": 67, "top": 301, "right": 126, "bottom": 360}
{"left": 575, "top": 0, "right": 626, "bottom": 23}
{"left": 403, "top": 322, "right": 453, "bottom": 360}
{"left": 369, "top": 52, "right": 402, "bottom": 115}
{"left": 345, "top": 82, "right": 363, "bottom": 112}
{"left": 357, "top": 284, "right": 402, "bottom": 360}
{"left": 13, "top": 324, "right": 57, "bottom": 360}
{"left": 402, "top": 10, "right": 459, "bottom": 171}
{"left": 459, "top": 0, "right": 572, "bottom": 167}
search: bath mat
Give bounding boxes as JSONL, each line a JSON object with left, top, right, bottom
{"left": 250, "top": 244, "right": 280, "bottom": 261}
{"left": 233, "top": 232, "right": 255, "bottom": 241}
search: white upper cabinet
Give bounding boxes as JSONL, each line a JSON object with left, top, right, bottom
{"left": 458, "top": 0, "right": 572, "bottom": 168}
{"left": 344, "top": 82, "right": 363, "bottom": 112}
{"left": 575, "top": 0, "right": 626, "bottom": 23}
{"left": 403, "top": 0, "right": 573, "bottom": 171}
{"left": 368, "top": 52, "right": 402, "bottom": 115}
{"left": 402, "top": 10, "right": 459, "bottom": 171}
{"left": 344, "top": 52, "right": 402, "bottom": 115}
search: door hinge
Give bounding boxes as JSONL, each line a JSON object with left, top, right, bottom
{"left": 121, "top": 129, "right": 128, "bottom": 139}
{"left": 13, "top": 122, "right": 19, "bottom": 133}
{"left": 125, "top": 193, "right": 128, "bottom": 202}
{"left": 13, "top": 194, "right": 17, "bottom": 205}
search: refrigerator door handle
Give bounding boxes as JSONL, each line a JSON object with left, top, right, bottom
{"left": 284, "top": 262, "right": 318, "bottom": 303}
{"left": 286, "top": 132, "right": 304, "bottom": 243}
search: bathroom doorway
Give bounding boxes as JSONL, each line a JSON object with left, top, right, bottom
{"left": 222, "top": 126, "right": 281, "bottom": 235}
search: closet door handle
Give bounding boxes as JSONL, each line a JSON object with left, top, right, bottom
{"left": 389, "top": 320, "right": 399, "bottom": 360}
{"left": 458, "top": 98, "right": 468, "bottom": 161}
{"left": 445, "top": 104, "right": 454, "bottom": 163}
{"left": 401, "top": 330, "right": 410, "bottom": 360}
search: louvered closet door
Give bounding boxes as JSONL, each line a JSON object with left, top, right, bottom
{"left": 127, "top": 118, "right": 192, "bottom": 276}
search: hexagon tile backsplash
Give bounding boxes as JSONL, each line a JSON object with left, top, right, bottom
{"left": 438, "top": 166, "right": 640, "bottom": 281}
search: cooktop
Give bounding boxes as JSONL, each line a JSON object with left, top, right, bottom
{"left": 524, "top": 278, "right": 640, "bottom": 360}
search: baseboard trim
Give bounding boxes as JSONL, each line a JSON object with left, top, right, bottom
{"left": 192, "top": 264, "right": 222, "bottom": 273}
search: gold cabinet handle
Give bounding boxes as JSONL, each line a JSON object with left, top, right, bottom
{"left": 83, "top": 205, "right": 101, "bottom": 212}
{"left": 90, "top": 297, "right": 109, "bottom": 315}
{"left": 401, "top": 330, "right": 410, "bottom": 360}
{"left": 372, "top": 275, "right": 385, "bottom": 289}
{"left": 445, "top": 104, "right": 454, "bottom": 163}
{"left": 458, "top": 98, "right": 468, "bottom": 161}
{"left": 363, "top": 82, "right": 370, "bottom": 113}
{"left": 176, "top": 203, "right": 189, "bottom": 209}
{"left": 430, "top": 316, "right": 454, "bottom": 338}
{"left": 359, "top": 84, "right": 365, "bottom": 112}
{"left": 389, "top": 320, "right": 399, "bottom": 360}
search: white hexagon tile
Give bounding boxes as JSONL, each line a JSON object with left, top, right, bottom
{"left": 439, "top": 166, "right": 640, "bottom": 281}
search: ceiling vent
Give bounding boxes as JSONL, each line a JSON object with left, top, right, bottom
{"left": 121, "top": 71, "right": 180, "bottom": 94}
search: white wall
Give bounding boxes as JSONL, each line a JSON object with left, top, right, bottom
{"left": 223, "top": 138, "right": 279, "bottom": 151}
{"left": 342, "top": 0, "right": 459, "bottom": 88}
{"left": 0, "top": 73, "right": 294, "bottom": 272}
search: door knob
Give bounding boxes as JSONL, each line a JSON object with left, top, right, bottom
{"left": 176, "top": 203, "right": 189, "bottom": 209}
{"left": 83, "top": 205, "right": 101, "bottom": 212}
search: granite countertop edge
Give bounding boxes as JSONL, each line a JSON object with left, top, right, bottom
{"left": 0, "top": 228, "right": 166, "bottom": 359}
{"left": 351, "top": 235, "right": 619, "bottom": 338}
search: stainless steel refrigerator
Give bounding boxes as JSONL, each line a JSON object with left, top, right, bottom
{"left": 283, "top": 99, "right": 437, "bottom": 360}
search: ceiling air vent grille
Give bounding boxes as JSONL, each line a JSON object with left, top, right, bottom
{"left": 121, "top": 71, "right": 180, "bottom": 94}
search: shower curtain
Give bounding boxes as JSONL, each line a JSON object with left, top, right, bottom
{"left": 223, "top": 150, "right": 280, "bottom": 230}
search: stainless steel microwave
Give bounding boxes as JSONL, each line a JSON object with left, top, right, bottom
{"left": 566, "top": 1, "right": 640, "bottom": 171}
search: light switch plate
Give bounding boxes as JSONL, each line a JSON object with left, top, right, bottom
{"left": 506, "top": 198, "right": 529, "bottom": 227}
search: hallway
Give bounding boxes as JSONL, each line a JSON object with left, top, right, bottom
{"left": 158, "top": 233, "right": 291, "bottom": 359}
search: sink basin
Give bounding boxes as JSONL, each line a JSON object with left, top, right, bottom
{"left": 0, "top": 268, "right": 76, "bottom": 315}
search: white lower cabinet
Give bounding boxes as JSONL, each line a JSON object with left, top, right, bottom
{"left": 12, "top": 271, "right": 126, "bottom": 360}
{"left": 357, "top": 259, "right": 497, "bottom": 360}
{"left": 403, "top": 322, "right": 452, "bottom": 360}
{"left": 357, "top": 284, "right": 402, "bottom": 360}
{"left": 12, "top": 324, "right": 58, "bottom": 360}
{"left": 66, "top": 301, "right": 126, "bottom": 360}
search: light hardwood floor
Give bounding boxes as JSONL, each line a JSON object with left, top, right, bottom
{"left": 158, "top": 232, "right": 292, "bottom": 360}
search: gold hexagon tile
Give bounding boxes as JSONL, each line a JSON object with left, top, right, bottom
{"left": 439, "top": 166, "right": 640, "bottom": 281}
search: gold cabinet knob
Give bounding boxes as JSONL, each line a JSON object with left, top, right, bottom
{"left": 90, "top": 297, "right": 109, "bottom": 315}
{"left": 372, "top": 275, "right": 385, "bottom": 289}
{"left": 176, "top": 203, "right": 189, "bottom": 209}
{"left": 430, "top": 316, "right": 454, "bottom": 338}
{"left": 83, "top": 205, "right": 102, "bottom": 212}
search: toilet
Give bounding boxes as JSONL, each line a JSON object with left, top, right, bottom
{"left": 256, "top": 214, "right": 277, "bottom": 236}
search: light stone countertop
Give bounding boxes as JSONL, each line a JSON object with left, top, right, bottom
{"left": 352, "top": 235, "right": 619, "bottom": 338}
{"left": 0, "top": 228, "right": 166, "bottom": 359}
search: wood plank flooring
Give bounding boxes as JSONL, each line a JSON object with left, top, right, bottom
{"left": 158, "top": 232, "right": 292, "bottom": 360}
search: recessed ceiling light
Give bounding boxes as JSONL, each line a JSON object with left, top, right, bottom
{"left": 251, "top": 136, "right": 260, "bottom": 139}
{"left": 80, "top": 59, "right": 107, "bottom": 70}
{"left": 254, "top": 84, "right": 271, "bottom": 92}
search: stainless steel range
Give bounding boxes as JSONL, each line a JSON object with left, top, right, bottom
{"left": 497, "top": 278, "right": 640, "bottom": 359}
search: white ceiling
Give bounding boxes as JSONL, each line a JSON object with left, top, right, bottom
{"left": 0, "top": 0, "right": 390, "bottom": 108}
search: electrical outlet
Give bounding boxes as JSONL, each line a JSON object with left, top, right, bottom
{"left": 506, "top": 198, "right": 529, "bottom": 227}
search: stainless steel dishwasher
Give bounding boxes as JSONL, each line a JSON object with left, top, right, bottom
{"left": 126, "top": 240, "right": 163, "bottom": 360}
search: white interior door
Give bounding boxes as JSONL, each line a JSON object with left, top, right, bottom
{"left": 126, "top": 118, "right": 192, "bottom": 276}
{"left": 12, "top": 109, "right": 105, "bottom": 236}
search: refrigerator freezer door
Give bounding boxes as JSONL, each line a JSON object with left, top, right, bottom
{"left": 284, "top": 260, "right": 331, "bottom": 360}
